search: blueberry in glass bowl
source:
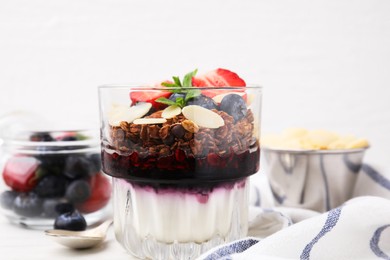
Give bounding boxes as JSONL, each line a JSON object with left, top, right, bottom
{"left": 0, "top": 128, "right": 111, "bottom": 229}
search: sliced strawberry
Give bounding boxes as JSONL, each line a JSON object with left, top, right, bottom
{"left": 130, "top": 81, "right": 172, "bottom": 110}
{"left": 2, "top": 156, "right": 40, "bottom": 192}
{"left": 192, "top": 68, "right": 246, "bottom": 98}
{"left": 191, "top": 77, "right": 210, "bottom": 87}
{"left": 130, "top": 91, "right": 171, "bottom": 110}
{"left": 214, "top": 68, "right": 246, "bottom": 86}
{"left": 77, "top": 173, "right": 111, "bottom": 214}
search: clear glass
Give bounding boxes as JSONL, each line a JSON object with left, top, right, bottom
{"left": 99, "top": 85, "right": 262, "bottom": 259}
{"left": 0, "top": 126, "right": 111, "bottom": 229}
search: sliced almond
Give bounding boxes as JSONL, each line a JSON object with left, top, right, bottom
{"left": 212, "top": 92, "right": 245, "bottom": 103}
{"left": 133, "top": 118, "right": 167, "bottom": 125}
{"left": 182, "top": 105, "right": 224, "bottom": 128}
{"left": 108, "top": 102, "right": 152, "bottom": 126}
{"left": 162, "top": 105, "right": 182, "bottom": 119}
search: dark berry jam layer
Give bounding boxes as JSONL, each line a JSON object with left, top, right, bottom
{"left": 102, "top": 145, "right": 260, "bottom": 184}
{"left": 126, "top": 177, "right": 247, "bottom": 196}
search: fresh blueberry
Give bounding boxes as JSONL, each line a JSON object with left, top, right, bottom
{"left": 13, "top": 193, "right": 43, "bottom": 217}
{"left": 43, "top": 199, "right": 74, "bottom": 217}
{"left": 87, "top": 153, "right": 102, "bottom": 173}
{"left": 65, "top": 180, "right": 91, "bottom": 203}
{"left": 54, "top": 210, "right": 87, "bottom": 231}
{"left": 30, "top": 132, "right": 54, "bottom": 142}
{"left": 169, "top": 93, "right": 186, "bottom": 102}
{"left": 187, "top": 95, "right": 218, "bottom": 110}
{"left": 0, "top": 190, "right": 18, "bottom": 210}
{"left": 64, "top": 155, "right": 93, "bottom": 179}
{"left": 219, "top": 94, "right": 247, "bottom": 121}
{"left": 34, "top": 175, "right": 67, "bottom": 198}
{"left": 36, "top": 148, "right": 68, "bottom": 170}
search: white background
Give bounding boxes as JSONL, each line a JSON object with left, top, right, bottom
{"left": 0, "top": 1, "right": 390, "bottom": 259}
{"left": 1, "top": 0, "right": 390, "bottom": 165}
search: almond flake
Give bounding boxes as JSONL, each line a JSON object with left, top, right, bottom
{"left": 108, "top": 102, "right": 152, "bottom": 126}
{"left": 182, "top": 105, "right": 224, "bottom": 129}
{"left": 212, "top": 92, "right": 245, "bottom": 103}
{"left": 133, "top": 118, "right": 167, "bottom": 125}
{"left": 162, "top": 105, "right": 182, "bottom": 119}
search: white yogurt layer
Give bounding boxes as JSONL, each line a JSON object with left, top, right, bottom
{"left": 112, "top": 178, "right": 249, "bottom": 243}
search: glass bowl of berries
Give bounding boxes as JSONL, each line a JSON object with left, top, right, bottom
{"left": 99, "top": 68, "right": 262, "bottom": 259}
{"left": 0, "top": 124, "right": 111, "bottom": 229}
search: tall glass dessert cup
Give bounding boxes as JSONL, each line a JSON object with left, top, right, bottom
{"left": 99, "top": 79, "right": 262, "bottom": 259}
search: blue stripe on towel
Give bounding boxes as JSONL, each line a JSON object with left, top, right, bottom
{"left": 203, "top": 239, "right": 260, "bottom": 260}
{"left": 370, "top": 224, "right": 390, "bottom": 260}
{"left": 362, "top": 164, "right": 390, "bottom": 191}
{"left": 300, "top": 207, "right": 342, "bottom": 260}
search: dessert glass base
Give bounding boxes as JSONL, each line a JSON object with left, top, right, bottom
{"left": 112, "top": 177, "right": 249, "bottom": 260}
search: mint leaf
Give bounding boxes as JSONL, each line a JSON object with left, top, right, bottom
{"left": 176, "top": 97, "right": 186, "bottom": 108}
{"left": 161, "top": 82, "right": 178, "bottom": 88}
{"left": 173, "top": 76, "right": 182, "bottom": 87}
{"left": 185, "top": 88, "right": 201, "bottom": 101}
{"left": 155, "top": 69, "right": 200, "bottom": 107}
{"left": 182, "top": 69, "right": 198, "bottom": 87}
{"left": 155, "top": 98, "right": 177, "bottom": 106}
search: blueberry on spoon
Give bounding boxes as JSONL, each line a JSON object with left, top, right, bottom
{"left": 54, "top": 210, "right": 87, "bottom": 231}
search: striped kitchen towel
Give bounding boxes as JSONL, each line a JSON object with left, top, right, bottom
{"left": 199, "top": 196, "right": 390, "bottom": 259}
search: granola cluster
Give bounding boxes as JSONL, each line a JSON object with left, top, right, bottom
{"left": 110, "top": 109, "right": 255, "bottom": 158}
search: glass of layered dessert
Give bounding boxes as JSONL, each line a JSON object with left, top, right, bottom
{"left": 99, "top": 68, "right": 262, "bottom": 259}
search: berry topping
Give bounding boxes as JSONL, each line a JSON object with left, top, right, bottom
{"left": 2, "top": 156, "right": 40, "bottom": 192}
{"left": 76, "top": 174, "right": 111, "bottom": 214}
{"left": 0, "top": 190, "right": 18, "bottom": 210}
{"left": 54, "top": 210, "right": 87, "bottom": 231}
{"left": 220, "top": 94, "right": 248, "bottom": 122}
{"left": 65, "top": 180, "right": 91, "bottom": 203}
{"left": 212, "top": 92, "right": 246, "bottom": 104}
{"left": 13, "top": 193, "right": 43, "bottom": 217}
{"left": 192, "top": 68, "right": 246, "bottom": 98}
{"left": 192, "top": 68, "right": 246, "bottom": 87}
{"left": 182, "top": 105, "right": 224, "bottom": 129}
{"left": 130, "top": 91, "right": 171, "bottom": 110}
{"left": 186, "top": 94, "right": 218, "bottom": 110}
{"left": 34, "top": 175, "right": 68, "bottom": 198}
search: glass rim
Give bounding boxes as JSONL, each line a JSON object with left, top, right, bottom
{"left": 98, "top": 84, "right": 263, "bottom": 91}
{"left": 261, "top": 146, "right": 369, "bottom": 155}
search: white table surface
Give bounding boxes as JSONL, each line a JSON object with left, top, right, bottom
{"left": 0, "top": 210, "right": 138, "bottom": 260}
